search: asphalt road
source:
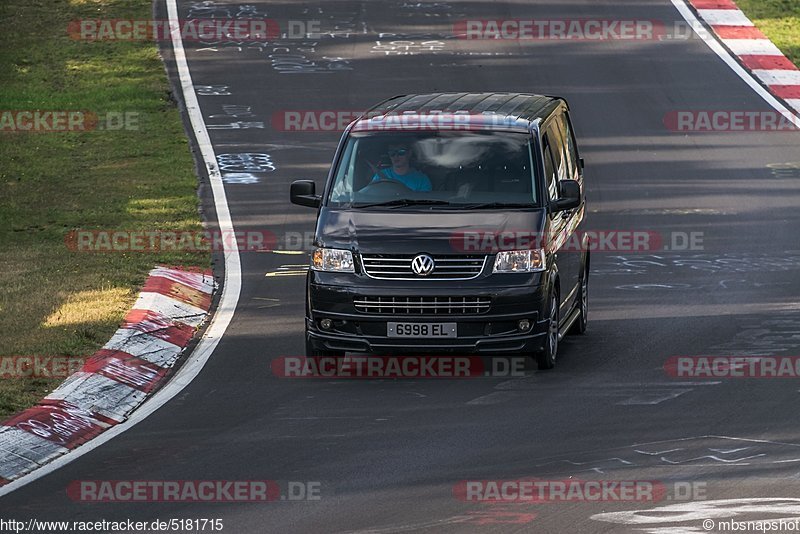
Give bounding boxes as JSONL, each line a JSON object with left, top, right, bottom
{"left": 3, "top": 0, "right": 800, "bottom": 532}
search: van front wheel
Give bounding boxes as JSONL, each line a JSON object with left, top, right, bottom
{"left": 535, "top": 290, "right": 559, "bottom": 370}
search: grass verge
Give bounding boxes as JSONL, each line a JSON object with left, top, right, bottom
{"left": 0, "top": 0, "right": 208, "bottom": 418}
{"left": 735, "top": 0, "right": 800, "bottom": 66}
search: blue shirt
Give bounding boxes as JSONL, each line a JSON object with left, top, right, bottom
{"left": 371, "top": 168, "right": 432, "bottom": 191}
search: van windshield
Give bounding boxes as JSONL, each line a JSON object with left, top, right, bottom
{"left": 327, "top": 131, "right": 540, "bottom": 209}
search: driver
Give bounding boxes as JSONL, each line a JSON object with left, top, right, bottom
{"left": 370, "top": 143, "right": 432, "bottom": 191}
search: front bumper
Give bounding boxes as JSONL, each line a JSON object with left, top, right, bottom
{"left": 306, "top": 273, "right": 550, "bottom": 354}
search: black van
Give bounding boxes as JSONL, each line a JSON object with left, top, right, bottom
{"left": 290, "top": 93, "right": 588, "bottom": 369}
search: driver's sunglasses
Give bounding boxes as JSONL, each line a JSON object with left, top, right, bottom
{"left": 388, "top": 148, "right": 409, "bottom": 157}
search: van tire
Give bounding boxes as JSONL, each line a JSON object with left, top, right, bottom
{"left": 570, "top": 262, "right": 588, "bottom": 335}
{"left": 535, "top": 289, "right": 559, "bottom": 370}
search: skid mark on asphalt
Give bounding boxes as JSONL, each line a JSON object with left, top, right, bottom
{"left": 466, "top": 386, "right": 696, "bottom": 406}
{"left": 533, "top": 457, "right": 635, "bottom": 475}
{"left": 615, "top": 279, "right": 793, "bottom": 291}
{"left": 466, "top": 391, "right": 524, "bottom": 406}
{"left": 595, "top": 253, "right": 800, "bottom": 276}
{"left": 614, "top": 388, "right": 693, "bottom": 405}
{"left": 466, "top": 379, "right": 720, "bottom": 406}
{"left": 253, "top": 297, "right": 281, "bottom": 309}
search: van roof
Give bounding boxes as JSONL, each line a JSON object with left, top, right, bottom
{"left": 351, "top": 92, "right": 563, "bottom": 133}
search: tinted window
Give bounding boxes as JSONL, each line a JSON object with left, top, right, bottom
{"left": 546, "top": 121, "right": 570, "bottom": 184}
{"left": 555, "top": 112, "right": 579, "bottom": 180}
{"left": 327, "top": 131, "right": 540, "bottom": 208}
{"left": 542, "top": 133, "right": 558, "bottom": 201}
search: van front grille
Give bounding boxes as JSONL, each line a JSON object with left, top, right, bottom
{"left": 360, "top": 254, "right": 486, "bottom": 280}
{"left": 353, "top": 296, "right": 491, "bottom": 315}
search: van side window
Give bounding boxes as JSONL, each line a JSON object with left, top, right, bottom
{"left": 556, "top": 112, "right": 579, "bottom": 180}
{"left": 547, "top": 121, "right": 569, "bottom": 183}
{"left": 542, "top": 133, "right": 558, "bottom": 201}
{"left": 545, "top": 124, "right": 564, "bottom": 181}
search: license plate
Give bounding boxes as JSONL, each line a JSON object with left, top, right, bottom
{"left": 387, "top": 322, "right": 457, "bottom": 338}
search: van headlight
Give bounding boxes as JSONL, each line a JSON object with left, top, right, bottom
{"left": 311, "top": 248, "right": 355, "bottom": 272}
{"left": 493, "top": 249, "right": 546, "bottom": 273}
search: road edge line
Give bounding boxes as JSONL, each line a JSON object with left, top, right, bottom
{"left": 670, "top": 0, "right": 800, "bottom": 122}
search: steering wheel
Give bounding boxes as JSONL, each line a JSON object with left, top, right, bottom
{"left": 360, "top": 178, "right": 412, "bottom": 193}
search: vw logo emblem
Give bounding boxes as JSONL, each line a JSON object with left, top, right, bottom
{"left": 411, "top": 254, "right": 435, "bottom": 276}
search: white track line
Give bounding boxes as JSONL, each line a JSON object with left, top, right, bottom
{"left": 670, "top": 0, "right": 800, "bottom": 124}
{"left": 0, "top": 0, "right": 241, "bottom": 496}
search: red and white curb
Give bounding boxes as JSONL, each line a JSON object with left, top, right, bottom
{"left": 0, "top": 266, "right": 213, "bottom": 485}
{"left": 687, "top": 0, "right": 800, "bottom": 113}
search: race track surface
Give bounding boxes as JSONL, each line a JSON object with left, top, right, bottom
{"left": 3, "top": 1, "right": 800, "bottom": 532}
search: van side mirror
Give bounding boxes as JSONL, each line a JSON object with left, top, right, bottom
{"left": 290, "top": 180, "right": 321, "bottom": 208}
{"left": 550, "top": 180, "right": 581, "bottom": 212}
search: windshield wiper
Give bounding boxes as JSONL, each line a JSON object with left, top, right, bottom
{"left": 355, "top": 199, "right": 453, "bottom": 209}
{"left": 459, "top": 202, "right": 538, "bottom": 210}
